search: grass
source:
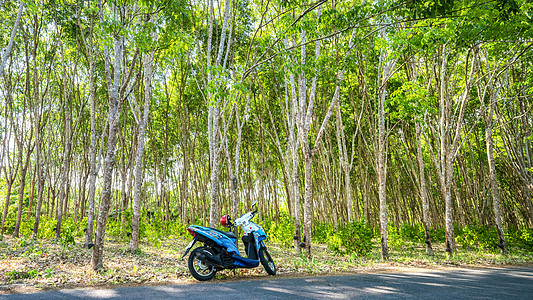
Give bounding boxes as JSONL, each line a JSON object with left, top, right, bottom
{"left": 0, "top": 234, "right": 532, "bottom": 293}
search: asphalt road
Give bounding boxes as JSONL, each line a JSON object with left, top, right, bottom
{"left": 3, "top": 267, "right": 533, "bottom": 299}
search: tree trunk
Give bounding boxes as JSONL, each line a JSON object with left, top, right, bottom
{"left": 32, "top": 116, "right": 46, "bottom": 239}
{"left": 485, "top": 121, "right": 506, "bottom": 254}
{"left": 416, "top": 123, "right": 433, "bottom": 255}
{"left": 302, "top": 151, "right": 313, "bottom": 257}
{"left": 130, "top": 26, "right": 156, "bottom": 252}
{"left": 55, "top": 100, "right": 72, "bottom": 239}
{"left": 0, "top": 3, "right": 24, "bottom": 77}
{"left": 92, "top": 26, "right": 124, "bottom": 269}
{"left": 14, "top": 140, "right": 33, "bottom": 237}
{"left": 1, "top": 180, "right": 14, "bottom": 236}
{"left": 377, "top": 68, "right": 389, "bottom": 261}
{"left": 478, "top": 50, "right": 507, "bottom": 254}
{"left": 207, "top": 0, "right": 231, "bottom": 228}
{"left": 83, "top": 15, "right": 97, "bottom": 245}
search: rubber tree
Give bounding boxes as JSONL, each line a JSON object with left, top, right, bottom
{"left": 0, "top": 2, "right": 24, "bottom": 78}
{"left": 130, "top": 11, "right": 158, "bottom": 253}
{"left": 205, "top": 0, "right": 232, "bottom": 228}
{"left": 92, "top": 0, "right": 138, "bottom": 271}
{"left": 294, "top": 4, "right": 358, "bottom": 258}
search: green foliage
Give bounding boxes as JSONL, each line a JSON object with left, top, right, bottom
{"left": 293, "top": 254, "right": 320, "bottom": 273}
{"left": 431, "top": 227, "right": 447, "bottom": 243}
{"left": 400, "top": 224, "right": 425, "bottom": 243}
{"left": 6, "top": 269, "right": 39, "bottom": 281}
{"left": 456, "top": 225, "right": 499, "bottom": 251}
{"left": 312, "top": 221, "right": 334, "bottom": 244}
{"left": 43, "top": 267, "right": 55, "bottom": 278}
{"left": 325, "top": 220, "right": 374, "bottom": 257}
{"left": 388, "top": 81, "right": 436, "bottom": 120}
{"left": 507, "top": 228, "right": 533, "bottom": 250}
{"left": 59, "top": 221, "right": 76, "bottom": 252}
{"left": 261, "top": 210, "right": 294, "bottom": 248}
{"left": 38, "top": 217, "right": 59, "bottom": 239}
{"left": 387, "top": 229, "right": 404, "bottom": 250}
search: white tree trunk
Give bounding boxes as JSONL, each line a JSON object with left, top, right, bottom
{"left": 377, "top": 68, "right": 389, "bottom": 261}
{"left": 91, "top": 32, "right": 124, "bottom": 270}
{"left": 0, "top": 3, "right": 24, "bottom": 78}
{"left": 130, "top": 46, "right": 155, "bottom": 252}
{"left": 207, "top": 0, "right": 232, "bottom": 228}
{"left": 478, "top": 51, "right": 506, "bottom": 254}
{"left": 416, "top": 123, "right": 433, "bottom": 255}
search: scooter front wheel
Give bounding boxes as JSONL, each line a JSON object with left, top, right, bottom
{"left": 259, "top": 247, "right": 276, "bottom": 275}
{"left": 188, "top": 247, "right": 217, "bottom": 281}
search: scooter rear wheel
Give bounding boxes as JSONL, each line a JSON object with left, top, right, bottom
{"left": 259, "top": 247, "right": 276, "bottom": 275}
{"left": 188, "top": 247, "right": 217, "bottom": 281}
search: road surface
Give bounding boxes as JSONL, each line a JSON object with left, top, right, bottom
{"left": 3, "top": 267, "right": 533, "bottom": 299}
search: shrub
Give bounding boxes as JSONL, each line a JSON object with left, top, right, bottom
{"left": 327, "top": 220, "right": 374, "bottom": 257}
{"left": 387, "top": 228, "right": 404, "bottom": 249}
{"left": 508, "top": 227, "right": 533, "bottom": 251}
{"left": 261, "top": 210, "right": 294, "bottom": 248}
{"left": 6, "top": 269, "right": 39, "bottom": 280}
{"left": 400, "top": 223, "right": 424, "bottom": 243}
{"left": 37, "top": 217, "right": 57, "bottom": 239}
{"left": 312, "top": 221, "right": 334, "bottom": 244}
{"left": 456, "top": 225, "right": 499, "bottom": 250}
{"left": 431, "top": 227, "right": 446, "bottom": 243}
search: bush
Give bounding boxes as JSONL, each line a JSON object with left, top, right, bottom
{"left": 312, "top": 221, "right": 334, "bottom": 244}
{"left": 327, "top": 220, "right": 374, "bottom": 257}
{"left": 400, "top": 224, "right": 424, "bottom": 243}
{"left": 387, "top": 228, "right": 403, "bottom": 249}
{"left": 508, "top": 227, "right": 533, "bottom": 251}
{"left": 37, "top": 217, "right": 57, "bottom": 239}
{"left": 431, "top": 227, "right": 446, "bottom": 243}
{"left": 261, "top": 210, "right": 294, "bottom": 248}
{"left": 456, "top": 225, "right": 499, "bottom": 250}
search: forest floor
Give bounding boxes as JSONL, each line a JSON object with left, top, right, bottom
{"left": 1, "top": 235, "right": 532, "bottom": 294}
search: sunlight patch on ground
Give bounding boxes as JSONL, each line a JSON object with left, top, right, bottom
{"left": 60, "top": 288, "right": 119, "bottom": 298}
{"left": 361, "top": 285, "right": 398, "bottom": 294}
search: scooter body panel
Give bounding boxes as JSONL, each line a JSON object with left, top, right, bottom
{"left": 188, "top": 225, "right": 240, "bottom": 256}
{"left": 232, "top": 255, "right": 260, "bottom": 268}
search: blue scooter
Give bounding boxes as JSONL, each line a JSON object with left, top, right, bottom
{"left": 182, "top": 201, "right": 276, "bottom": 281}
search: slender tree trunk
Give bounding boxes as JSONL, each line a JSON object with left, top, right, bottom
{"left": 32, "top": 115, "right": 45, "bottom": 239}
{"left": 376, "top": 25, "right": 397, "bottom": 261}
{"left": 83, "top": 12, "right": 97, "bottom": 246}
{"left": 377, "top": 69, "right": 389, "bottom": 261}
{"left": 14, "top": 140, "right": 33, "bottom": 237}
{"left": 478, "top": 50, "right": 507, "bottom": 254}
{"left": 485, "top": 120, "right": 506, "bottom": 254}
{"left": 92, "top": 29, "right": 124, "bottom": 270}
{"left": 416, "top": 123, "right": 433, "bottom": 255}
{"left": 302, "top": 151, "right": 313, "bottom": 257}
{"left": 84, "top": 69, "right": 97, "bottom": 247}
{"left": 1, "top": 180, "right": 14, "bottom": 236}
{"left": 55, "top": 102, "right": 72, "bottom": 239}
{"left": 335, "top": 101, "right": 355, "bottom": 222}
{"left": 286, "top": 45, "right": 301, "bottom": 253}
{"left": 130, "top": 27, "right": 156, "bottom": 252}
{"left": 0, "top": 3, "right": 24, "bottom": 77}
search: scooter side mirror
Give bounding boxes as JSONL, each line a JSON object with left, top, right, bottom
{"left": 251, "top": 199, "right": 257, "bottom": 208}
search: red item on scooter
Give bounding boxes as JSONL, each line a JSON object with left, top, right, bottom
{"left": 220, "top": 215, "right": 232, "bottom": 227}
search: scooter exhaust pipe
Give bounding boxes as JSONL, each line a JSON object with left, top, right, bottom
{"left": 197, "top": 251, "right": 224, "bottom": 268}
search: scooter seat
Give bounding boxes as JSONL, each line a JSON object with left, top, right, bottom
{"left": 212, "top": 228, "right": 237, "bottom": 239}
